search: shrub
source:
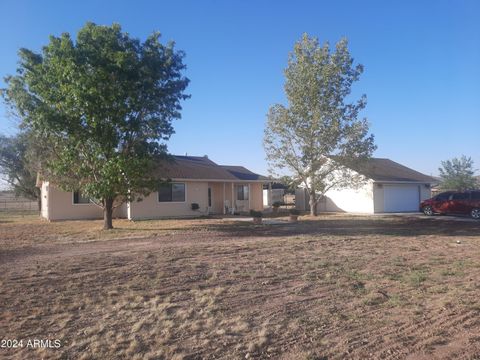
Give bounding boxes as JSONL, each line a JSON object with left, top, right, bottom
{"left": 191, "top": 203, "right": 200, "bottom": 210}
{"left": 272, "top": 201, "right": 283, "bottom": 208}
{"left": 249, "top": 210, "right": 263, "bottom": 218}
{"left": 289, "top": 209, "right": 300, "bottom": 215}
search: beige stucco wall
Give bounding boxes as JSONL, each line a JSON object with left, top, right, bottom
{"left": 48, "top": 185, "right": 103, "bottom": 220}
{"left": 128, "top": 181, "right": 209, "bottom": 220}
{"left": 42, "top": 181, "right": 264, "bottom": 221}
{"left": 208, "top": 182, "right": 225, "bottom": 214}
{"left": 249, "top": 183, "right": 263, "bottom": 211}
{"left": 42, "top": 183, "right": 127, "bottom": 221}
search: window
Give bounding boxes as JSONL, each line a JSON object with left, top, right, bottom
{"left": 236, "top": 185, "right": 249, "bottom": 200}
{"left": 435, "top": 192, "right": 452, "bottom": 201}
{"left": 471, "top": 192, "right": 480, "bottom": 200}
{"left": 73, "top": 191, "right": 90, "bottom": 204}
{"left": 158, "top": 183, "right": 185, "bottom": 202}
{"left": 451, "top": 193, "right": 469, "bottom": 201}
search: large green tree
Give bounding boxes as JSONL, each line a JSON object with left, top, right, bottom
{"left": 0, "top": 131, "right": 40, "bottom": 209}
{"left": 2, "top": 22, "right": 189, "bottom": 229}
{"left": 264, "top": 34, "right": 376, "bottom": 216}
{"left": 438, "top": 155, "right": 477, "bottom": 191}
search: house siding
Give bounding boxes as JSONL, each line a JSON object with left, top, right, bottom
{"left": 41, "top": 181, "right": 264, "bottom": 221}
{"left": 321, "top": 180, "right": 375, "bottom": 214}
{"left": 126, "top": 181, "right": 264, "bottom": 219}
{"left": 208, "top": 182, "right": 225, "bottom": 214}
{"left": 249, "top": 183, "right": 264, "bottom": 211}
{"left": 41, "top": 184, "right": 127, "bottom": 221}
{"left": 128, "top": 181, "right": 209, "bottom": 220}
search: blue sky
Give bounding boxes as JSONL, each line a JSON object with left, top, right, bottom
{"left": 0, "top": 0, "right": 479, "bottom": 177}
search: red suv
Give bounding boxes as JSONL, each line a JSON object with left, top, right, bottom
{"left": 421, "top": 191, "right": 480, "bottom": 219}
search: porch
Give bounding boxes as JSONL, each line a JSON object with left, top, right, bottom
{"left": 207, "top": 182, "right": 264, "bottom": 215}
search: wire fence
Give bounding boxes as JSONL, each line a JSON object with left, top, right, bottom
{"left": 0, "top": 198, "right": 38, "bottom": 212}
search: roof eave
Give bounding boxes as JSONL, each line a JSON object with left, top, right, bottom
{"left": 171, "top": 178, "right": 270, "bottom": 183}
{"left": 372, "top": 180, "right": 436, "bottom": 184}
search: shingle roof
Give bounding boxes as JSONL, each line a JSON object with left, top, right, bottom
{"left": 220, "top": 166, "right": 269, "bottom": 181}
{"left": 158, "top": 156, "right": 268, "bottom": 182}
{"left": 352, "top": 158, "right": 435, "bottom": 183}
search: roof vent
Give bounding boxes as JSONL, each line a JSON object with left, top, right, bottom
{"left": 203, "top": 155, "right": 208, "bottom": 159}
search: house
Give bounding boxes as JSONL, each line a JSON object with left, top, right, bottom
{"left": 39, "top": 155, "right": 269, "bottom": 221}
{"left": 296, "top": 158, "right": 435, "bottom": 213}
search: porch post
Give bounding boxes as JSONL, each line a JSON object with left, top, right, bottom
{"left": 223, "top": 182, "right": 226, "bottom": 215}
{"left": 268, "top": 182, "right": 272, "bottom": 206}
{"left": 248, "top": 184, "right": 251, "bottom": 210}
{"left": 231, "top": 183, "right": 235, "bottom": 215}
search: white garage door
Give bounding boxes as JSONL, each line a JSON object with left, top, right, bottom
{"left": 384, "top": 185, "right": 420, "bottom": 212}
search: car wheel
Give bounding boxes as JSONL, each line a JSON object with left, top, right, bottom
{"left": 471, "top": 208, "right": 480, "bottom": 220}
{"left": 423, "top": 206, "right": 433, "bottom": 216}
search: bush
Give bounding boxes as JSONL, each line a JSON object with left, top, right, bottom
{"left": 289, "top": 208, "right": 300, "bottom": 215}
{"left": 191, "top": 203, "right": 200, "bottom": 210}
{"left": 272, "top": 201, "right": 283, "bottom": 208}
{"left": 249, "top": 210, "right": 263, "bottom": 218}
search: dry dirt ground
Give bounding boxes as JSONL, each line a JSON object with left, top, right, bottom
{"left": 1, "top": 212, "right": 480, "bottom": 359}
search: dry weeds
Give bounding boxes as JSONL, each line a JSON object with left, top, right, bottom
{"left": 1, "top": 212, "right": 480, "bottom": 359}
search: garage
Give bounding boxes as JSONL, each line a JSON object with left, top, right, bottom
{"left": 383, "top": 184, "right": 420, "bottom": 212}
{"left": 295, "top": 158, "right": 434, "bottom": 214}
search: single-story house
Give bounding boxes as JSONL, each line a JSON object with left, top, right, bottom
{"left": 296, "top": 158, "right": 436, "bottom": 213}
{"left": 39, "top": 155, "right": 268, "bottom": 221}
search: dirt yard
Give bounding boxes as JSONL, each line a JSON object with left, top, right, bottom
{"left": 1, "top": 212, "right": 480, "bottom": 359}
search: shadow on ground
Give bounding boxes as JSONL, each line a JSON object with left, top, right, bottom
{"left": 194, "top": 215, "right": 480, "bottom": 239}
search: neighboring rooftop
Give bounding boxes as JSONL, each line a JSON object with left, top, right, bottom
{"left": 352, "top": 158, "right": 436, "bottom": 183}
{"left": 159, "top": 156, "right": 268, "bottom": 182}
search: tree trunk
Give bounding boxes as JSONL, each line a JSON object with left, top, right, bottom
{"left": 309, "top": 191, "right": 318, "bottom": 216}
{"left": 103, "top": 197, "right": 114, "bottom": 230}
{"left": 35, "top": 188, "right": 41, "bottom": 212}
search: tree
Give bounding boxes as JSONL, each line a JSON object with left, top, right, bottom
{"left": 264, "top": 34, "right": 376, "bottom": 216}
{"left": 2, "top": 22, "right": 189, "bottom": 229}
{"left": 438, "top": 156, "right": 477, "bottom": 191}
{"left": 0, "top": 132, "right": 41, "bottom": 209}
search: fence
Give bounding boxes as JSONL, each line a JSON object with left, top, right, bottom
{"left": 0, "top": 198, "right": 38, "bottom": 211}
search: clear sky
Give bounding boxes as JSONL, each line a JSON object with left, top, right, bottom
{"left": 0, "top": 0, "right": 479, "bottom": 177}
